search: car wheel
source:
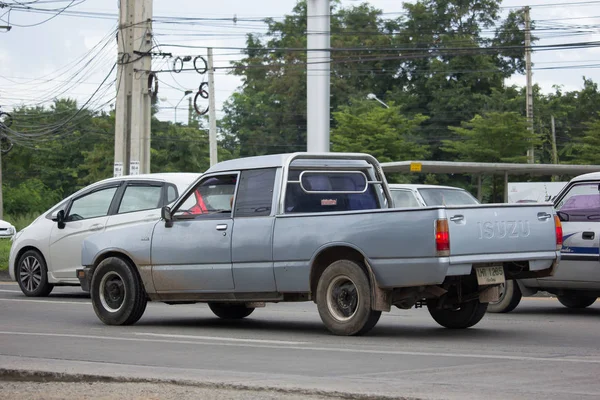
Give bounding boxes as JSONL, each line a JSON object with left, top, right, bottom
{"left": 90, "top": 257, "right": 147, "bottom": 325}
{"left": 208, "top": 303, "right": 255, "bottom": 319}
{"left": 427, "top": 299, "right": 488, "bottom": 329}
{"left": 17, "top": 250, "right": 54, "bottom": 297}
{"left": 557, "top": 293, "right": 597, "bottom": 309}
{"left": 316, "top": 259, "right": 381, "bottom": 336}
{"left": 487, "top": 280, "right": 523, "bottom": 313}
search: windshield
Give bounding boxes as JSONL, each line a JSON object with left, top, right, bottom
{"left": 418, "top": 188, "right": 479, "bottom": 206}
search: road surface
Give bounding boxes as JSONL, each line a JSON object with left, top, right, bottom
{"left": 0, "top": 282, "right": 599, "bottom": 399}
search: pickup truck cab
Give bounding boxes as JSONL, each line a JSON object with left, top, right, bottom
{"left": 488, "top": 172, "right": 600, "bottom": 313}
{"left": 78, "top": 153, "right": 562, "bottom": 336}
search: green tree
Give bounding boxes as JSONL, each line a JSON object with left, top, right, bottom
{"left": 331, "top": 100, "right": 430, "bottom": 163}
{"left": 442, "top": 111, "right": 539, "bottom": 163}
{"left": 571, "top": 113, "right": 600, "bottom": 165}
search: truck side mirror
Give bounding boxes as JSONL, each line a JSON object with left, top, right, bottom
{"left": 162, "top": 206, "right": 173, "bottom": 227}
{"left": 556, "top": 211, "right": 569, "bottom": 222}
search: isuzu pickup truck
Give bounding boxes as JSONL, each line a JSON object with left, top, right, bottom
{"left": 77, "top": 153, "right": 562, "bottom": 336}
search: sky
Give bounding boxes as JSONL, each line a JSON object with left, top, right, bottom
{"left": 1, "top": 0, "right": 599, "bottom": 125}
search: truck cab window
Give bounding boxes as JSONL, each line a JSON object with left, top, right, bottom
{"left": 234, "top": 168, "right": 276, "bottom": 217}
{"left": 173, "top": 174, "right": 238, "bottom": 218}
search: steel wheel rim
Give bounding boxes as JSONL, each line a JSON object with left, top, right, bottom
{"left": 19, "top": 256, "right": 42, "bottom": 293}
{"left": 99, "top": 271, "right": 126, "bottom": 313}
{"left": 326, "top": 275, "right": 359, "bottom": 322}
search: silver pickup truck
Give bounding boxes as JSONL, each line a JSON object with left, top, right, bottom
{"left": 489, "top": 172, "right": 600, "bottom": 313}
{"left": 77, "top": 153, "right": 562, "bottom": 336}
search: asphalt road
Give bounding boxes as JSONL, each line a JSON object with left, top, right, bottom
{"left": 0, "top": 281, "right": 599, "bottom": 400}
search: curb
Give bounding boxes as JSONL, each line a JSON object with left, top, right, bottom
{"left": 0, "top": 369, "right": 418, "bottom": 400}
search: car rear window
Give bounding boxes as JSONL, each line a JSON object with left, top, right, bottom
{"left": 418, "top": 188, "right": 479, "bottom": 206}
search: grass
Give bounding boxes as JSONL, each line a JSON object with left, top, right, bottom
{"left": 0, "top": 213, "right": 39, "bottom": 271}
{"left": 0, "top": 239, "right": 12, "bottom": 271}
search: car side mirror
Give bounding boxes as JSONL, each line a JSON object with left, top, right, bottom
{"left": 161, "top": 206, "right": 173, "bottom": 227}
{"left": 52, "top": 210, "right": 66, "bottom": 229}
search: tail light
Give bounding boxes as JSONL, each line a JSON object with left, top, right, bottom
{"left": 435, "top": 219, "right": 450, "bottom": 256}
{"left": 554, "top": 215, "right": 563, "bottom": 250}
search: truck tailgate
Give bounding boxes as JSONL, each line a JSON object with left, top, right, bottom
{"left": 445, "top": 204, "right": 557, "bottom": 257}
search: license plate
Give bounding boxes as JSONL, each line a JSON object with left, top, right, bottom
{"left": 475, "top": 265, "right": 505, "bottom": 285}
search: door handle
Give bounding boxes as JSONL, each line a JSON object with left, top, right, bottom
{"left": 89, "top": 224, "right": 103, "bottom": 232}
{"left": 450, "top": 215, "right": 464, "bottom": 222}
{"left": 582, "top": 231, "right": 595, "bottom": 240}
{"left": 537, "top": 212, "right": 552, "bottom": 221}
{"left": 216, "top": 224, "right": 228, "bottom": 231}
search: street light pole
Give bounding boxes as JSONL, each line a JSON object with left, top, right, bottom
{"left": 367, "top": 93, "right": 389, "bottom": 108}
{"left": 175, "top": 90, "right": 193, "bottom": 124}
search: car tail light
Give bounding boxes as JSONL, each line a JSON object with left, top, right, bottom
{"left": 436, "top": 219, "right": 450, "bottom": 256}
{"left": 554, "top": 215, "right": 563, "bottom": 250}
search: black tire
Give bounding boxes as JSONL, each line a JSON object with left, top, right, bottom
{"left": 208, "top": 303, "right": 255, "bottom": 319}
{"left": 487, "top": 280, "right": 523, "bottom": 313}
{"left": 90, "top": 257, "right": 147, "bottom": 325}
{"left": 316, "top": 259, "right": 381, "bottom": 336}
{"left": 557, "top": 294, "right": 597, "bottom": 309}
{"left": 427, "top": 299, "right": 488, "bottom": 329}
{"left": 16, "top": 250, "right": 54, "bottom": 297}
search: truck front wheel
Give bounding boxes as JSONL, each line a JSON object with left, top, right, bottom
{"left": 316, "top": 260, "right": 381, "bottom": 336}
{"left": 427, "top": 299, "right": 488, "bottom": 329}
{"left": 90, "top": 257, "right": 147, "bottom": 325}
{"left": 208, "top": 303, "right": 255, "bottom": 319}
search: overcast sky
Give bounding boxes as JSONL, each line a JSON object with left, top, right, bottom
{"left": 1, "top": 0, "right": 599, "bottom": 124}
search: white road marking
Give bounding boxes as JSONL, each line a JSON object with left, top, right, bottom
{"left": 0, "top": 299, "right": 90, "bottom": 305}
{"left": 0, "top": 289, "right": 21, "bottom": 292}
{"left": 134, "top": 332, "right": 308, "bottom": 345}
{"left": 0, "top": 330, "right": 598, "bottom": 365}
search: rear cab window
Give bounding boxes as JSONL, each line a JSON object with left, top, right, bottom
{"left": 391, "top": 190, "right": 421, "bottom": 208}
{"left": 284, "top": 169, "right": 382, "bottom": 213}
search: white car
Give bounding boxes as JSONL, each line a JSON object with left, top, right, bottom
{"left": 9, "top": 173, "right": 200, "bottom": 297}
{"left": 389, "top": 183, "right": 480, "bottom": 207}
{"left": 0, "top": 219, "right": 16, "bottom": 239}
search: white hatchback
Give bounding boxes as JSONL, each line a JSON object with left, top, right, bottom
{"left": 9, "top": 173, "right": 200, "bottom": 296}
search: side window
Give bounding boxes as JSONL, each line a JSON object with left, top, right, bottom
{"left": 173, "top": 174, "right": 238, "bottom": 218}
{"left": 234, "top": 168, "right": 276, "bottom": 217}
{"left": 391, "top": 190, "right": 420, "bottom": 208}
{"left": 118, "top": 185, "right": 162, "bottom": 214}
{"left": 67, "top": 187, "right": 118, "bottom": 221}
{"left": 285, "top": 169, "right": 380, "bottom": 213}
{"left": 556, "top": 183, "right": 600, "bottom": 222}
{"left": 166, "top": 184, "right": 178, "bottom": 204}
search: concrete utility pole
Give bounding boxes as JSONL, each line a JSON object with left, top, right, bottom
{"left": 551, "top": 115, "right": 559, "bottom": 182}
{"left": 207, "top": 48, "right": 218, "bottom": 166}
{"left": 115, "top": 0, "right": 153, "bottom": 176}
{"left": 524, "top": 6, "right": 534, "bottom": 164}
{"left": 306, "top": 0, "right": 331, "bottom": 152}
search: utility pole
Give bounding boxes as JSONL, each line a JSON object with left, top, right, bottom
{"left": 307, "top": 0, "right": 331, "bottom": 152}
{"left": 551, "top": 115, "right": 558, "bottom": 181}
{"left": 208, "top": 48, "right": 218, "bottom": 166}
{"left": 130, "top": 0, "right": 153, "bottom": 175}
{"left": 114, "top": 0, "right": 133, "bottom": 177}
{"left": 115, "top": 0, "right": 152, "bottom": 177}
{"left": 524, "top": 6, "right": 534, "bottom": 164}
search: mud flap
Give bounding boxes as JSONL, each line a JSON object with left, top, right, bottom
{"left": 479, "top": 285, "right": 500, "bottom": 303}
{"left": 364, "top": 258, "right": 392, "bottom": 312}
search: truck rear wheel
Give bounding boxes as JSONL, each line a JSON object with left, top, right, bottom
{"left": 557, "top": 293, "right": 597, "bottom": 309}
{"left": 316, "top": 260, "right": 381, "bottom": 336}
{"left": 487, "top": 280, "right": 522, "bottom": 313}
{"left": 208, "top": 303, "right": 254, "bottom": 319}
{"left": 427, "top": 299, "right": 488, "bottom": 329}
{"left": 90, "top": 257, "right": 147, "bottom": 325}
